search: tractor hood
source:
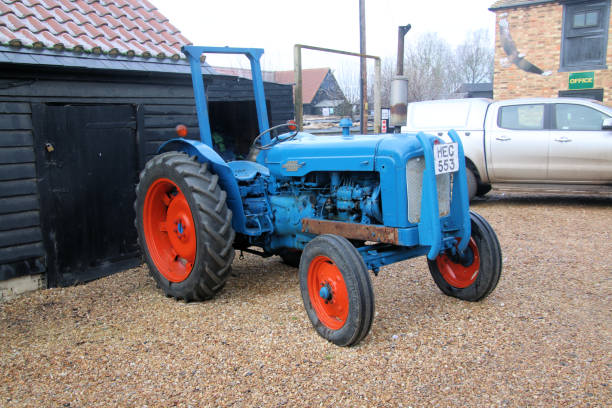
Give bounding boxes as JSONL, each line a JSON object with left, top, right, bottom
{"left": 260, "top": 131, "right": 429, "bottom": 178}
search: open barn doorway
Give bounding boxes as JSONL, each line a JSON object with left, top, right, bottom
{"left": 208, "top": 100, "right": 271, "bottom": 160}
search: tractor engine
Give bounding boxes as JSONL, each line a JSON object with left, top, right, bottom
{"left": 235, "top": 171, "right": 383, "bottom": 252}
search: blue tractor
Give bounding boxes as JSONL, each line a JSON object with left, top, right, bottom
{"left": 134, "top": 46, "right": 502, "bottom": 346}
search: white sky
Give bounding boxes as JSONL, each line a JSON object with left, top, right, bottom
{"left": 154, "top": 0, "right": 496, "bottom": 72}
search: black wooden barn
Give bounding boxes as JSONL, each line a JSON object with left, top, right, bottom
{"left": 0, "top": 47, "right": 293, "bottom": 288}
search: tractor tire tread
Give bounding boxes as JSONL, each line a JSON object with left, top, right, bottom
{"left": 427, "top": 210, "right": 502, "bottom": 301}
{"left": 299, "top": 234, "right": 374, "bottom": 347}
{"left": 135, "top": 151, "right": 235, "bottom": 301}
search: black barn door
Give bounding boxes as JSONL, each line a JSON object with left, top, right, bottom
{"left": 38, "top": 104, "right": 140, "bottom": 286}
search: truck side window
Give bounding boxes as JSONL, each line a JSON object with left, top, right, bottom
{"left": 498, "top": 104, "right": 545, "bottom": 130}
{"left": 554, "top": 104, "right": 609, "bottom": 131}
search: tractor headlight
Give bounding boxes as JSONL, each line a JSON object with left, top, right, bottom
{"left": 406, "top": 156, "right": 451, "bottom": 223}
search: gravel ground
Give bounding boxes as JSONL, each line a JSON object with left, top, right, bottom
{"left": 1, "top": 193, "right": 611, "bottom": 407}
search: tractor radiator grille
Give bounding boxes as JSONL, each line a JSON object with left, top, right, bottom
{"left": 406, "top": 156, "right": 451, "bottom": 224}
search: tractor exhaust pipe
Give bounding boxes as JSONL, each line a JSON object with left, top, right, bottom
{"left": 390, "top": 24, "right": 411, "bottom": 131}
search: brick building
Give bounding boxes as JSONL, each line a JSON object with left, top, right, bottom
{"left": 490, "top": 0, "right": 611, "bottom": 103}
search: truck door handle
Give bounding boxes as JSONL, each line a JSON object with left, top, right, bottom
{"left": 495, "top": 136, "right": 511, "bottom": 141}
{"left": 554, "top": 136, "right": 572, "bottom": 143}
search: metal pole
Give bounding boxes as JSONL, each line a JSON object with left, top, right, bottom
{"left": 293, "top": 44, "right": 303, "bottom": 131}
{"left": 359, "top": 0, "right": 367, "bottom": 134}
{"left": 374, "top": 58, "right": 381, "bottom": 134}
{"left": 396, "top": 24, "right": 411, "bottom": 76}
{"left": 293, "top": 44, "right": 381, "bottom": 134}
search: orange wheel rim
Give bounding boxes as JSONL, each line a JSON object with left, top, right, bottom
{"left": 307, "top": 256, "right": 349, "bottom": 330}
{"left": 436, "top": 238, "right": 480, "bottom": 288}
{"left": 143, "top": 178, "right": 196, "bottom": 282}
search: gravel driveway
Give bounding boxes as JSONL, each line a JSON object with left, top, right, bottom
{"left": 1, "top": 193, "right": 611, "bottom": 407}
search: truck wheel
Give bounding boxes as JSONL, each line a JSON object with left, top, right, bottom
{"left": 278, "top": 248, "right": 302, "bottom": 268}
{"left": 299, "top": 235, "right": 374, "bottom": 346}
{"left": 466, "top": 168, "right": 478, "bottom": 201}
{"left": 476, "top": 183, "right": 492, "bottom": 197}
{"left": 427, "top": 211, "right": 501, "bottom": 301}
{"left": 135, "top": 152, "right": 235, "bottom": 301}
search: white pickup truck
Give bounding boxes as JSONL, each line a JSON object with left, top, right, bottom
{"left": 402, "top": 97, "right": 612, "bottom": 199}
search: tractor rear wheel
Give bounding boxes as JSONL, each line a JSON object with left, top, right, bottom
{"left": 427, "top": 211, "right": 501, "bottom": 301}
{"left": 135, "top": 152, "right": 235, "bottom": 301}
{"left": 299, "top": 235, "right": 374, "bottom": 346}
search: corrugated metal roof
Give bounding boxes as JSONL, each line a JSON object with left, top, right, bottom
{"left": 0, "top": 0, "right": 191, "bottom": 61}
{"left": 489, "top": 0, "right": 557, "bottom": 10}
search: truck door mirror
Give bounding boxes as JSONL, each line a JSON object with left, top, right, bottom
{"left": 603, "top": 118, "right": 612, "bottom": 130}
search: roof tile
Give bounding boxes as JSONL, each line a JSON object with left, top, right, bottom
{"left": 57, "top": 0, "right": 78, "bottom": 13}
{"left": 31, "top": 4, "right": 54, "bottom": 20}
{"left": 274, "top": 68, "right": 330, "bottom": 104}
{"left": 13, "top": 2, "right": 35, "bottom": 18}
{"left": 118, "top": 16, "right": 136, "bottom": 30}
{"left": 6, "top": 13, "right": 27, "bottom": 31}
{"left": 24, "top": 15, "right": 46, "bottom": 32}
{"left": 52, "top": 7, "right": 73, "bottom": 23}
{"left": 0, "top": 0, "right": 190, "bottom": 60}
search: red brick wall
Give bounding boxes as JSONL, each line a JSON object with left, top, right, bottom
{"left": 493, "top": 2, "right": 612, "bottom": 104}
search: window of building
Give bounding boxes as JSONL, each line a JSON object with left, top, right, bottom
{"left": 560, "top": 1, "right": 610, "bottom": 71}
{"left": 554, "top": 103, "right": 610, "bottom": 130}
{"left": 499, "top": 104, "right": 545, "bottom": 130}
{"left": 559, "top": 88, "right": 604, "bottom": 101}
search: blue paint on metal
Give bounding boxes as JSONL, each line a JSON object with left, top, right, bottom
{"left": 177, "top": 221, "right": 184, "bottom": 234}
{"left": 447, "top": 129, "right": 471, "bottom": 253}
{"left": 182, "top": 45, "right": 270, "bottom": 147}
{"left": 357, "top": 243, "right": 429, "bottom": 272}
{"left": 163, "top": 44, "right": 477, "bottom": 272}
{"left": 415, "top": 131, "right": 442, "bottom": 260}
{"left": 339, "top": 118, "right": 352, "bottom": 136}
{"left": 227, "top": 160, "right": 270, "bottom": 181}
{"left": 157, "top": 138, "right": 248, "bottom": 234}
{"left": 263, "top": 133, "right": 381, "bottom": 177}
{"left": 319, "top": 285, "right": 331, "bottom": 300}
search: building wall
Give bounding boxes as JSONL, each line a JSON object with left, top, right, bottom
{"left": 0, "top": 67, "right": 293, "bottom": 286}
{"left": 493, "top": 2, "right": 612, "bottom": 104}
{"left": 0, "top": 102, "right": 46, "bottom": 282}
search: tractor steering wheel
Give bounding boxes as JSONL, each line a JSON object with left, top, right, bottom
{"left": 252, "top": 121, "right": 299, "bottom": 150}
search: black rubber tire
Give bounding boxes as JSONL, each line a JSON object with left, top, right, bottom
{"left": 427, "top": 211, "right": 502, "bottom": 301}
{"left": 466, "top": 168, "right": 478, "bottom": 202}
{"left": 299, "top": 235, "right": 374, "bottom": 346}
{"left": 476, "top": 183, "right": 492, "bottom": 197}
{"left": 278, "top": 248, "right": 302, "bottom": 268}
{"left": 135, "top": 152, "right": 235, "bottom": 301}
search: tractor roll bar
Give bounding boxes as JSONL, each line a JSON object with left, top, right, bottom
{"left": 182, "top": 46, "right": 271, "bottom": 147}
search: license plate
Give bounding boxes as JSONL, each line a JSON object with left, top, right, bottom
{"left": 433, "top": 142, "right": 459, "bottom": 175}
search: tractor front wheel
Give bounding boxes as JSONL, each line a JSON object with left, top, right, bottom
{"left": 428, "top": 211, "right": 501, "bottom": 301}
{"left": 299, "top": 235, "right": 374, "bottom": 346}
{"left": 135, "top": 152, "right": 235, "bottom": 301}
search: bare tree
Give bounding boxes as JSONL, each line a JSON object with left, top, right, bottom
{"left": 455, "top": 29, "right": 494, "bottom": 84}
{"left": 403, "top": 33, "right": 461, "bottom": 101}
{"left": 366, "top": 57, "right": 394, "bottom": 107}
{"left": 338, "top": 30, "right": 494, "bottom": 107}
{"left": 335, "top": 64, "right": 361, "bottom": 105}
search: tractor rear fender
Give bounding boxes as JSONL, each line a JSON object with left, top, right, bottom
{"left": 158, "top": 138, "right": 248, "bottom": 234}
